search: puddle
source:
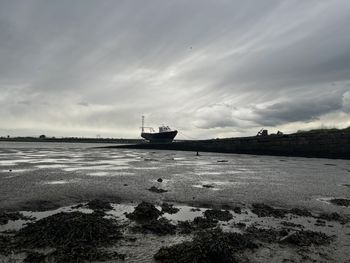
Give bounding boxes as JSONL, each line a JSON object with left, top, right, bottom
{"left": 39, "top": 179, "right": 81, "bottom": 185}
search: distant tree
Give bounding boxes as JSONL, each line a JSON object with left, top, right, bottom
{"left": 39, "top": 134, "right": 46, "bottom": 139}
{"left": 7, "top": 135, "right": 10, "bottom": 138}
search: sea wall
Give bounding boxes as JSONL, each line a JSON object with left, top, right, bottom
{"left": 108, "top": 131, "right": 350, "bottom": 159}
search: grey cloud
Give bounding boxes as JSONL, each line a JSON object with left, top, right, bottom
{"left": 0, "top": 0, "right": 350, "bottom": 137}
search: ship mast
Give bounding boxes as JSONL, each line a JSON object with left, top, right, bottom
{"left": 141, "top": 115, "right": 144, "bottom": 132}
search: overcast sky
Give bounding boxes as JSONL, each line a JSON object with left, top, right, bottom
{"left": 1, "top": 0, "right": 350, "bottom": 139}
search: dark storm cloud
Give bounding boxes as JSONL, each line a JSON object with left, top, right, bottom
{"left": 0, "top": 0, "right": 350, "bottom": 137}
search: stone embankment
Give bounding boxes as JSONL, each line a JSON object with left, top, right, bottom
{"left": 108, "top": 129, "right": 350, "bottom": 159}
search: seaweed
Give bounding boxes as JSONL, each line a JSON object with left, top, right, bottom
{"left": 329, "top": 198, "right": 350, "bottom": 207}
{"left": 126, "top": 201, "right": 163, "bottom": 221}
{"left": 204, "top": 209, "right": 233, "bottom": 221}
{"left": 0, "top": 212, "right": 33, "bottom": 225}
{"left": 161, "top": 203, "right": 180, "bottom": 214}
{"left": 14, "top": 211, "right": 124, "bottom": 262}
{"left": 154, "top": 228, "right": 257, "bottom": 263}
{"left": 131, "top": 218, "right": 176, "bottom": 235}
{"left": 280, "top": 230, "right": 333, "bottom": 246}
{"left": 86, "top": 199, "right": 113, "bottom": 212}
{"left": 251, "top": 203, "right": 287, "bottom": 218}
{"left": 148, "top": 186, "right": 168, "bottom": 193}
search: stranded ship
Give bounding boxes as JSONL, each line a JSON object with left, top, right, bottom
{"left": 140, "top": 116, "right": 177, "bottom": 143}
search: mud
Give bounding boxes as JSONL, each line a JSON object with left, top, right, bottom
{"left": 204, "top": 209, "right": 233, "bottom": 221}
{"left": 126, "top": 201, "right": 163, "bottom": 221}
{"left": 16, "top": 200, "right": 61, "bottom": 212}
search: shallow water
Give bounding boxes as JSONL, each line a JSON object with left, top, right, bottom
{"left": 0, "top": 141, "right": 350, "bottom": 215}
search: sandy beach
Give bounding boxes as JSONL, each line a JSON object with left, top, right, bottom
{"left": 1, "top": 142, "right": 350, "bottom": 262}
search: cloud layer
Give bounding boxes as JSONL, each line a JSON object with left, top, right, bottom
{"left": 0, "top": 0, "right": 350, "bottom": 138}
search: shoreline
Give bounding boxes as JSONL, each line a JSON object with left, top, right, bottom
{"left": 1, "top": 197, "right": 349, "bottom": 262}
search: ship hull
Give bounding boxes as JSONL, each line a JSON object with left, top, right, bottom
{"left": 141, "top": 130, "right": 178, "bottom": 143}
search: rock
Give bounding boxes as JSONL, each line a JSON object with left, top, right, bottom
{"left": 202, "top": 184, "right": 214, "bottom": 188}
{"left": 157, "top": 178, "right": 163, "bottom": 183}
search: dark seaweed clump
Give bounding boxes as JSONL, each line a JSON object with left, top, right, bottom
{"left": 15, "top": 211, "right": 124, "bottom": 262}
{"left": 148, "top": 186, "right": 168, "bottom": 193}
{"left": 329, "top": 198, "right": 350, "bottom": 207}
{"left": 246, "top": 226, "right": 289, "bottom": 243}
{"left": 251, "top": 203, "right": 313, "bottom": 218}
{"left": 86, "top": 199, "right": 113, "bottom": 212}
{"left": 0, "top": 235, "right": 14, "bottom": 255}
{"left": 246, "top": 226, "right": 333, "bottom": 247}
{"left": 318, "top": 212, "right": 348, "bottom": 224}
{"left": 0, "top": 212, "right": 33, "bottom": 225}
{"left": 161, "top": 203, "right": 180, "bottom": 214}
{"left": 280, "top": 230, "right": 333, "bottom": 246}
{"left": 154, "top": 228, "right": 257, "bottom": 263}
{"left": 132, "top": 217, "right": 176, "bottom": 235}
{"left": 193, "top": 216, "right": 218, "bottom": 229}
{"left": 126, "top": 201, "right": 163, "bottom": 221}
{"left": 288, "top": 208, "right": 312, "bottom": 217}
{"left": 178, "top": 216, "right": 218, "bottom": 234}
{"left": 251, "top": 203, "right": 287, "bottom": 218}
{"left": 204, "top": 209, "right": 233, "bottom": 221}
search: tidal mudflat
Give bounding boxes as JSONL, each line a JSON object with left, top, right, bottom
{"left": 0, "top": 142, "right": 349, "bottom": 262}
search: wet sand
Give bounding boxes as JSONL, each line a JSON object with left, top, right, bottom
{"left": 0, "top": 142, "right": 350, "bottom": 262}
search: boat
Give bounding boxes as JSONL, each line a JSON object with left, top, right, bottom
{"left": 140, "top": 116, "right": 178, "bottom": 143}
